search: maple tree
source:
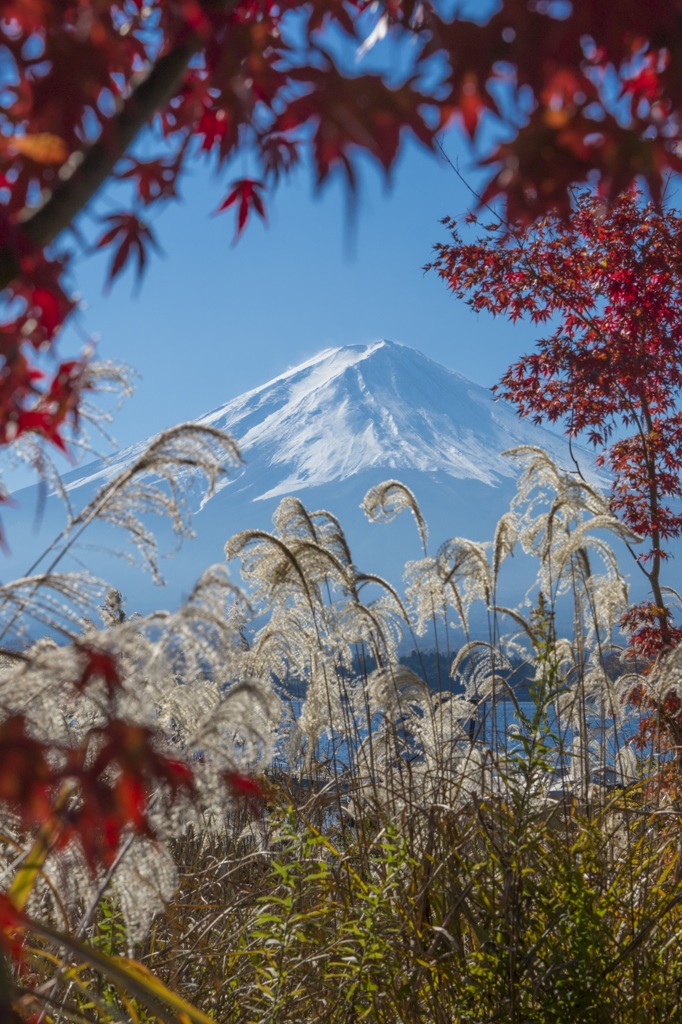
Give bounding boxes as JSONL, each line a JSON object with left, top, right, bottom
{"left": 428, "top": 189, "right": 682, "bottom": 659}
{"left": 428, "top": 187, "right": 682, "bottom": 765}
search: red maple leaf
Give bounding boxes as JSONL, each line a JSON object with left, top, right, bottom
{"left": 62, "top": 720, "right": 195, "bottom": 867}
{"left": 117, "top": 157, "right": 181, "bottom": 205}
{"left": 215, "top": 178, "right": 267, "bottom": 242}
{"left": 277, "top": 57, "right": 434, "bottom": 186}
{"left": 94, "top": 212, "right": 161, "bottom": 289}
{"left": 0, "top": 893, "right": 25, "bottom": 966}
{"left": 73, "top": 645, "right": 121, "bottom": 696}
{"left": 0, "top": 716, "right": 54, "bottom": 823}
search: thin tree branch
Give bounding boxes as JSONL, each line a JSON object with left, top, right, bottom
{"left": 0, "top": 35, "right": 201, "bottom": 289}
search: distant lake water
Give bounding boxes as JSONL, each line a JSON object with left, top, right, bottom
{"left": 281, "top": 698, "right": 637, "bottom": 780}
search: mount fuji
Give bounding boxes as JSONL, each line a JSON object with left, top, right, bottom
{"left": 2, "top": 339, "right": 612, "bottom": 624}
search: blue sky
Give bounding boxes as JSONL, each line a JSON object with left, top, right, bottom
{"left": 43, "top": 124, "right": 534, "bottom": 471}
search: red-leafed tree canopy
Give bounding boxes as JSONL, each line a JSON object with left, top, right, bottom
{"left": 428, "top": 189, "right": 682, "bottom": 656}
{"left": 3, "top": 0, "right": 682, "bottom": 466}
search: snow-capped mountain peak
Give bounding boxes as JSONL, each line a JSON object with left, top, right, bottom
{"left": 188, "top": 338, "right": 593, "bottom": 501}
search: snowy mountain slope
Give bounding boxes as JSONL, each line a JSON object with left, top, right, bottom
{"left": 65, "top": 339, "right": 598, "bottom": 503}
{"left": 0, "top": 339, "right": 615, "bottom": 626}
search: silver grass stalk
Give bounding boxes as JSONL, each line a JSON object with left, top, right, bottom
{"left": 361, "top": 479, "right": 429, "bottom": 554}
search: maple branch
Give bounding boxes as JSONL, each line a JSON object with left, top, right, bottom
{"left": 638, "top": 396, "right": 671, "bottom": 642}
{"left": 435, "top": 138, "right": 523, "bottom": 243}
{"left": 0, "top": 35, "right": 201, "bottom": 291}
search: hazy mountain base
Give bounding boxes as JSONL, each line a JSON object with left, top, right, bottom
{"left": 279, "top": 649, "right": 537, "bottom": 703}
{"left": 0, "top": 469, "right": 542, "bottom": 611}
{"left": 1, "top": 465, "right": 646, "bottom": 643}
